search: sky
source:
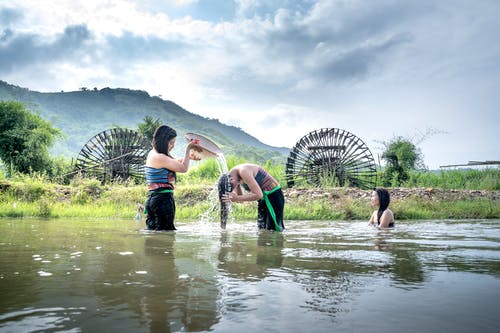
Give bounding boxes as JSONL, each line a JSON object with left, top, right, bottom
{"left": 1, "top": 0, "right": 499, "bottom": 169}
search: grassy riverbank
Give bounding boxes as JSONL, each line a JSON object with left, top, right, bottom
{"left": 0, "top": 174, "right": 498, "bottom": 220}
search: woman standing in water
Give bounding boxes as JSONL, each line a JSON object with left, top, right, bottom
{"left": 144, "top": 125, "right": 198, "bottom": 230}
{"left": 368, "top": 188, "right": 395, "bottom": 228}
{"left": 221, "top": 163, "right": 285, "bottom": 231}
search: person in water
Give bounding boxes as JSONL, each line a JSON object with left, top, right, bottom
{"left": 368, "top": 188, "right": 395, "bottom": 228}
{"left": 220, "top": 163, "right": 285, "bottom": 231}
{"left": 144, "top": 125, "right": 199, "bottom": 230}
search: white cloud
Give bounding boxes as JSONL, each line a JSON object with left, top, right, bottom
{"left": 169, "top": 0, "right": 199, "bottom": 7}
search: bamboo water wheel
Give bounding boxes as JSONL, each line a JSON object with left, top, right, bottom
{"left": 286, "top": 128, "right": 377, "bottom": 189}
{"left": 74, "top": 128, "right": 150, "bottom": 182}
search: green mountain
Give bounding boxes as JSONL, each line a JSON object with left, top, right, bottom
{"left": 0, "top": 80, "right": 290, "bottom": 162}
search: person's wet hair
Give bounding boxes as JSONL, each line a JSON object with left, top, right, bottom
{"left": 217, "top": 173, "right": 232, "bottom": 199}
{"left": 375, "top": 188, "right": 390, "bottom": 222}
{"left": 152, "top": 125, "right": 177, "bottom": 155}
{"left": 217, "top": 173, "right": 233, "bottom": 228}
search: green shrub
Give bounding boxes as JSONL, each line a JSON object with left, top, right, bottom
{"left": 37, "top": 197, "right": 53, "bottom": 217}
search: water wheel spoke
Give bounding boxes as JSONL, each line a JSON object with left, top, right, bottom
{"left": 74, "top": 128, "right": 149, "bottom": 182}
{"left": 286, "top": 128, "right": 376, "bottom": 189}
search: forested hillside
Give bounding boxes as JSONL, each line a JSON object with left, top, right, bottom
{"left": 0, "top": 81, "right": 289, "bottom": 161}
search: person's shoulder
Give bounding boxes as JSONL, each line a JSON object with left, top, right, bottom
{"left": 239, "top": 163, "right": 258, "bottom": 171}
{"left": 147, "top": 150, "right": 172, "bottom": 167}
{"left": 383, "top": 209, "right": 395, "bottom": 220}
{"left": 240, "top": 163, "right": 259, "bottom": 168}
{"left": 246, "top": 163, "right": 262, "bottom": 173}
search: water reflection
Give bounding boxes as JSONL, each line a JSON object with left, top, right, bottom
{"left": 1, "top": 219, "right": 500, "bottom": 333}
{"left": 92, "top": 232, "right": 219, "bottom": 332}
{"left": 217, "top": 228, "right": 373, "bottom": 318}
{"left": 372, "top": 231, "right": 425, "bottom": 285}
{"left": 141, "top": 234, "right": 178, "bottom": 332}
{"left": 217, "top": 231, "right": 284, "bottom": 280}
{"left": 256, "top": 232, "right": 285, "bottom": 269}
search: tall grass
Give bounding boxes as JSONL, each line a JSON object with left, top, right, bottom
{"left": 402, "top": 168, "right": 500, "bottom": 190}
{"left": 0, "top": 160, "right": 498, "bottom": 220}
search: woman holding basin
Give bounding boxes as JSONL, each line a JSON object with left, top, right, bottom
{"left": 144, "top": 125, "right": 200, "bottom": 231}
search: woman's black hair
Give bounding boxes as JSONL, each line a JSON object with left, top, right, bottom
{"left": 217, "top": 173, "right": 233, "bottom": 228}
{"left": 217, "top": 173, "right": 232, "bottom": 200}
{"left": 152, "top": 125, "right": 177, "bottom": 155}
{"left": 375, "top": 188, "right": 390, "bottom": 222}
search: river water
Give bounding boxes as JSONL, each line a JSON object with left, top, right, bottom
{"left": 1, "top": 218, "right": 499, "bottom": 332}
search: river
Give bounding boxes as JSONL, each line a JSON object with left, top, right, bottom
{"left": 1, "top": 218, "right": 499, "bottom": 332}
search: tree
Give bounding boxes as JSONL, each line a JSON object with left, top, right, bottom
{"left": 0, "top": 101, "right": 60, "bottom": 174}
{"left": 137, "top": 116, "right": 161, "bottom": 143}
{"left": 380, "top": 136, "right": 424, "bottom": 186}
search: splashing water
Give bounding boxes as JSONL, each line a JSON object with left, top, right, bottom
{"left": 215, "top": 153, "right": 228, "bottom": 175}
{"left": 199, "top": 153, "right": 233, "bottom": 226}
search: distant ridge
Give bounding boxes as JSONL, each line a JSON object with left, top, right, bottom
{"left": 0, "top": 80, "right": 290, "bottom": 161}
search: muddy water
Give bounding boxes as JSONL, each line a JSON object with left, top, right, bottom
{"left": 1, "top": 218, "right": 500, "bottom": 332}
